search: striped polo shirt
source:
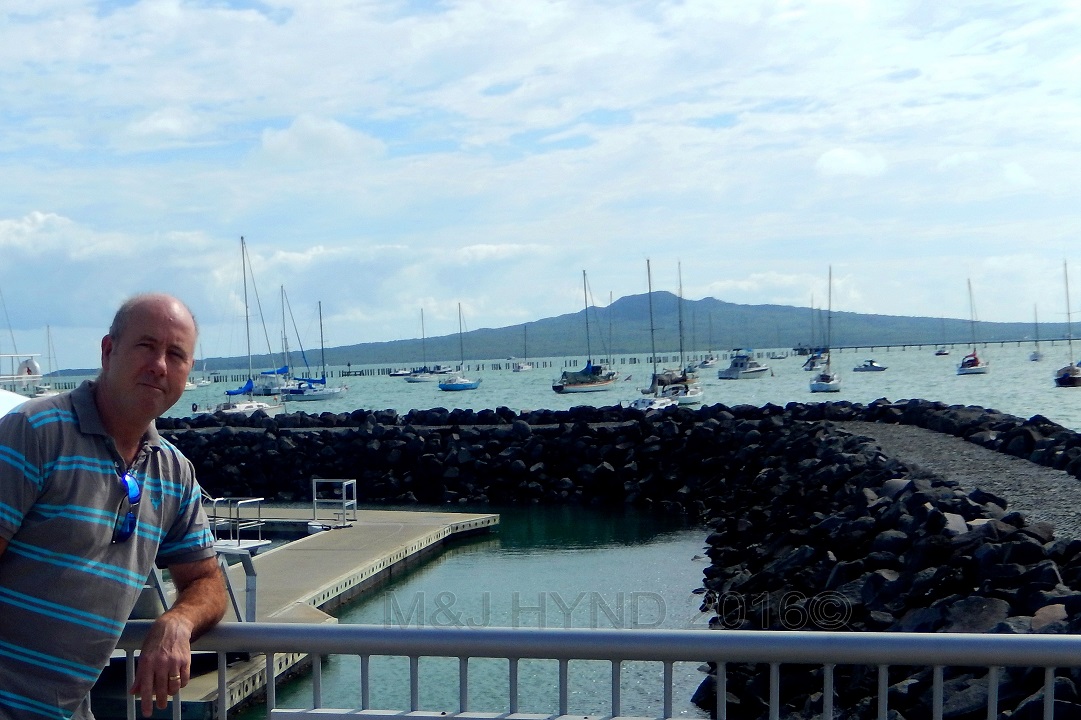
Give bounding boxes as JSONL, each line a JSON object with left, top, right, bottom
{"left": 0, "top": 381, "right": 215, "bottom": 719}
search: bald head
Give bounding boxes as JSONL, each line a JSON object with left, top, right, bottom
{"left": 109, "top": 293, "right": 198, "bottom": 343}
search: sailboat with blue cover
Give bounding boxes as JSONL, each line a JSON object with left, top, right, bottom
{"left": 552, "top": 270, "right": 619, "bottom": 393}
{"left": 439, "top": 304, "right": 481, "bottom": 391}
{"left": 214, "top": 236, "right": 284, "bottom": 416}
{"left": 282, "top": 301, "right": 348, "bottom": 401}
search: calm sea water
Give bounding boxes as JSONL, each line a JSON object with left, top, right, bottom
{"left": 170, "top": 341, "right": 1081, "bottom": 431}
{"left": 267, "top": 506, "right": 712, "bottom": 717}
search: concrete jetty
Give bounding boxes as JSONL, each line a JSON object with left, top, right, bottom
{"left": 93, "top": 507, "right": 499, "bottom": 719}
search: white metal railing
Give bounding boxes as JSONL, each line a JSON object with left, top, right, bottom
{"left": 203, "top": 494, "right": 267, "bottom": 547}
{"left": 114, "top": 621, "right": 1081, "bottom": 720}
{"left": 311, "top": 478, "right": 358, "bottom": 528}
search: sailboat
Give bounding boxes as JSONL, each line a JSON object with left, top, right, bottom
{"left": 658, "top": 262, "right": 703, "bottom": 405}
{"left": 1054, "top": 261, "right": 1081, "bottom": 387}
{"left": 956, "top": 278, "right": 989, "bottom": 375}
{"left": 282, "top": 301, "right": 349, "bottom": 401}
{"left": 512, "top": 324, "right": 533, "bottom": 372}
{"left": 0, "top": 291, "right": 42, "bottom": 395}
{"left": 1029, "top": 304, "right": 1043, "bottom": 361}
{"left": 552, "top": 270, "right": 619, "bottom": 393}
{"left": 697, "top": 313, "right": 718, "bottom": 369}
{"left": 439, "top": 304, "right": 482, "bottom": 391}
{"left": 631, "top": 259, "right": 676, "bottom": 411}
{"left": 934, "top": 318, "right": 951, "bottom": 356}
{"left": 31, "top": 326, "right": 60, "bottom": 398}
{"left": 809, "top": 266, "right": 841, "bottom": 393}
{"left": 214, "top": 236, "right": 285, "bottom": 416}
{"left": 404, "top": 309, "right": 440, "bottom": 382}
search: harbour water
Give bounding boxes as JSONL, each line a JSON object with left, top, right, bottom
{"left": 169, "top": 341, "right": 1081, "bottom": 431}
{"left": 265, "top": 506, "right": 712, "bottom": 717}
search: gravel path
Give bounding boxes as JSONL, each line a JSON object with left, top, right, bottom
{"left": 834, "top": 421, "right": 1081, "bottom": 541}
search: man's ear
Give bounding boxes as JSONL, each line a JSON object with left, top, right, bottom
{"left": 100, "top": 334, "right": 113, "bottom": 369}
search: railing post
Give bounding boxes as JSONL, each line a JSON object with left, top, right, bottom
{"left": 611, "top": 660, "right": 621, "bottom": 717}
{"left": 459, "top": 656, "right": 468, "bottom": 713}
{"left": 559, "top": 658, "right": 569, "bottom": 716}
{"left": 410, "top": 655, "right": 420, "bottom": 712}
{"left": 769, "top": 662, "right": 780, "bottom": 720}
{"left": 716, "top": 661, "right": 726, "bottom": 720}
{"left": 216, "top": 652, "right": 227, "bottom": 720}
{"left": 987, "top": 666, "right": 999, "bottom": 720}
{"left": 1044, "top": 667, "right": 1055, "bottom": 720}
{"left": 823, "top": 663, "right": 834, "bottom": 719}
{"left": 508, "top": 657, "right": 519, "bottom": 715}
{"left": 933, "top": 665, "right": 943, "bottom": 720}
{"left": 266, "top": 652, "right": 277, "bottom": 711}
{"left": 878, "top": 664, "right": 888, "bottom": 720}
{"left": 125, "top": 651, "right": 136, "bottom": 720}
{"left": 663, "top": 661, "right": 673, "bottom": 719}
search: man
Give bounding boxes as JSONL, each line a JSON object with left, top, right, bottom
{"left": 0, "top": 293, "right": 227, "bottom": 719}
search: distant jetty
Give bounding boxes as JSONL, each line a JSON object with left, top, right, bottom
{"left": 159, "top": 401, "right": 1081, "bottom": 718}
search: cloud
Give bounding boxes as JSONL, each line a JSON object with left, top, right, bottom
{"left": 454, "top": 244, "right": 548, "bottom": 264}
{"left": 816, "top": 148, "right": 888, "bottom": 178}
{"left": 259, "top": 115, "right": 385, "bottom": 165}
{"left": 1002, "top": 161, "right": 1036, "bottom": 187}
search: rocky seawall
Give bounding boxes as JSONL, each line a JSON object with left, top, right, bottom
{"left": 158, "top": 398, "right": 1081, "bottom": 719}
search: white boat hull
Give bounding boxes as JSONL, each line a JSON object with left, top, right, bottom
{"left": 282, "top": 387, "right": 346, "bottom": 402}
{"left": 717, "top": 366, "right": 770, "bottom": 380}
{"left": 630, "top": 396, "right": 677, "bottom": 411}
{"left": 212, "top": 400, "right": 285, "bottom": 417}
{"left": 439, "top": 376, "right": 482, "bottom": 391}
{"left": 809, "top": 372, "right": 841, "bottom": 393}
{"left": 552, "top": 379, "right": 618, "bottom": 393}
{"left": 660, "top": 384, "right": 703, "bottom": 405}
{"left": 956, "top": 364, "right": 990, "bottom": 375}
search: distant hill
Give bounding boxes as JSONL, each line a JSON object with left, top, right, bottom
{"left": 189, "top": 293, "right": 1059, "bottom": 372}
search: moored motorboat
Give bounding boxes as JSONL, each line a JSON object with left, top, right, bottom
{"left": 717, "top": 352, "right": 771, "bottom": 379}
{"left": 852, "top": 359, "right": 887, "bottom": 372}
{"left": 438, "top": 374, "right": 482, "bottom": 391}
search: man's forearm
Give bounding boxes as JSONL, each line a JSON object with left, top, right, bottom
{"left": 166, "top": 568, "right": 228, "bottom": 639}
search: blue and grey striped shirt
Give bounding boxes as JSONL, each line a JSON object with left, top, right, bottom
{"left": 0, "top": 381, "right": 215, "bottom": 719}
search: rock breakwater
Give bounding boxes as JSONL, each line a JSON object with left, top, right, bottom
{"left": 158, "top": 398, "right": 1081, "bottom": 718}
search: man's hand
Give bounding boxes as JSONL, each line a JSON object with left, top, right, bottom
{"left": 130, "top": 557, "right": 226, "bottom": 716}
{"left": 131, "top": 611, "right": 195, "bottom": 715}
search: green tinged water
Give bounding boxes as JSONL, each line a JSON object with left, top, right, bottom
{"left": 266, "top": 505, "right": 712, "bottom": 717}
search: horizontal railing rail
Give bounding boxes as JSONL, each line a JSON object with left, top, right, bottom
{"left": 116, "top": 621, "right": 1081, "bottom": 720}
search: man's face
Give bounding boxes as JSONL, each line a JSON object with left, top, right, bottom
{"left": 100, "top": 298, "right": 197, "bottom": 419}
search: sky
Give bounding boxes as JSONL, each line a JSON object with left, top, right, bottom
{"left": 2, "top": 0, "right": 1081, "bottom": 371}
